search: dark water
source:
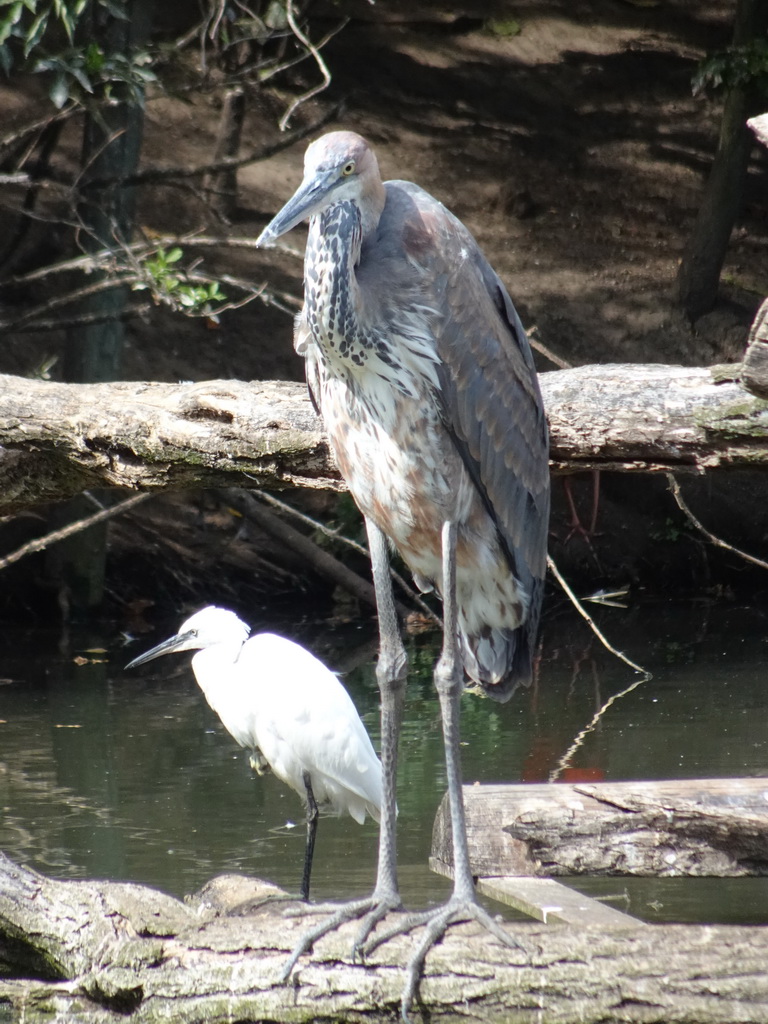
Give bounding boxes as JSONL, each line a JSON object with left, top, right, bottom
{"left": 1, "top": 598, "right": 767, "bottom": 924}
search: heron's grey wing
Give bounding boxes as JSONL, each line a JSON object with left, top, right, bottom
{"left": 388, "top": 182, "right": 550, "bottom": 590}
{"left": 294, "top": 305, "right": 322, "bottom": 416}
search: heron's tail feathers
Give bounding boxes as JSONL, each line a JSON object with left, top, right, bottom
{"left": 459, "top": 623, "right": 532, "bottom": 703}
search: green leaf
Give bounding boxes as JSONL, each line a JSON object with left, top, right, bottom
{"left": 484, "top": 17, "right": 521, "bottom": 37}
{"left": 32, "top": 54, "right": 57, "bottom": 71}
{"left": 59, "top": 8, "right": 76, "bottom": 43}
{"left": 0, "top": 8, "right": 17, "bottom": 48}
{"left": 165, "top": 247, "right": 183, "bottom": 263}
{"left": 98, "top": 0, "right": 130, "bottom": 20}
{"left": 68, "top": 63, "right": 93, "bottom": 92}
{"left": 84, "top": 41, "right": 104, "bottom": 74}
{"left": 22, "top": 7, "right": 47, "bottom": 56}
{"left": 49, "top": 70, "right": 69, "bottom": 108}
{"left": 0, "top": 0, "right": 24, "bottom": 32}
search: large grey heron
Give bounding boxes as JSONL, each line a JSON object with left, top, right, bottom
{"left": 257, "top": 131, "right": 550, "bottom": 1018}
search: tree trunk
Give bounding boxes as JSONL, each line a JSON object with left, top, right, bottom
{"left": 676, "top": 0, "right": 768, "bottom": 320}
{"left": 51, "top": 0, "right": 151, "bottom": 612}
{"left": 2, "top": 852, "right": 768, "bottom": 1023}
{"left": 204, "top": 86, "right": 247, "bottom": 220}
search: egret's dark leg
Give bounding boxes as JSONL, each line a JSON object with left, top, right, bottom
{"left": 279, "top": 518, "right": 406, "bottom": 978}
{"left": 300, "top": 770, "right": 319, "bottom": 903}
{"left": 363, "top": 520, "right": 526, "bottom": 1023}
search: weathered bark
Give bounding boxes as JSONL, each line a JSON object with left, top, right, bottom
{"left": 0, "top": 362, "right": 766, "bottom": 513}
{"left": 2, "top": 852, "right": 768, "bottom": 1023}
{"left": 742, "top": 298, "right": 768, "bottom": 398}
{"left": 432, "top": 779, "right": 768, "bottom": 880}
{"left": 0, "top": 377, "right": 338, "bottom": 513}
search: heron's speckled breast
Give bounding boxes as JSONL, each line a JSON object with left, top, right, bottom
{"left": 321, "top": 370, "right": 525, "bottom": 634}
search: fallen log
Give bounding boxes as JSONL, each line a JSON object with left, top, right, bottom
{"left": 0, "top": 362, "right": 767, "bottom": 512}
{"left": 2, "top": 852, "right": 768, "bottom": 1023}
{"left": 432, "top": 778, "right": 768, "bottom": 879}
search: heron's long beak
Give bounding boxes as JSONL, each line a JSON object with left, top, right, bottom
{"left": 125, "top": 630, "right": 195, "bottom": 670}
{"left": 256, "top": 170, "right": 335, "bottom": 247}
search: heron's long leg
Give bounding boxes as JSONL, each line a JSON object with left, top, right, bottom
{"left": 300, "top": 770, "right": 319, "bottom": 903}
{"left": 362, "top": 520, "right": 526, "bottom": 1023}
{"left": 432, "top": 520, "right": 473, "bottom": 899}
{"left": 279, "top": 518, "right": 406, "bottom": 979}
{"left": 364, "top": 517, "right": 406, "bottom": 901}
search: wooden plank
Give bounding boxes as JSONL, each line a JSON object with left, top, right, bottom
{"left": 430, "top": 856, "right": 643, "bottom": 928}
{"left": 478, "top": 877, "right": 643, "bottom": 928}
{"left": 432, "top": 778, "right": 768, "bottom": 878}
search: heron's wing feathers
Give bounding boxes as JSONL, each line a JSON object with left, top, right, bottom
{"left": 294, "top": 307, "right": 322, "bottom": 415}
{"left": 385, "top": 181, "right": 550, "bottom": 585}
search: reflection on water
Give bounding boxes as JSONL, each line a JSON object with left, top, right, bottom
{"left": 0, "top": 599, "right": 767, "bottom": 923}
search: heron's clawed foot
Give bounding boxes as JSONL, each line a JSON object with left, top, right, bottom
{"left": 363, "top": 896, "right": 527, "bottom": 1024}
{"left": 279, "top": 892, "right": 402, "bottom": 984}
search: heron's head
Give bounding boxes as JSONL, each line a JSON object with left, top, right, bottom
{"left": 256, "top": 130, "right": 386, "bottom": 246}
{"left": 125, "top": 606, "right": 250, "bottom": 669}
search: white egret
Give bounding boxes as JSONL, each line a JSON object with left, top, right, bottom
{"left": 125, "top": 605, "right": 383, "bottom": 901}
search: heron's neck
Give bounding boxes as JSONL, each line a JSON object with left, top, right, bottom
{"left": 305, "top": 201, "right": 367, "bottom": 362}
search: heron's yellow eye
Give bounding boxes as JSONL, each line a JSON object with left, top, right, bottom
{"left": 342, "top": 161, "right": 355, "bottom": 176}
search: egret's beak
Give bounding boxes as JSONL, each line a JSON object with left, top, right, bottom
{"left": 256, "top": 169, "right": 336, "bottom": 248}
{"left": 125, "top": 630, "right": 195, "bottom": 670}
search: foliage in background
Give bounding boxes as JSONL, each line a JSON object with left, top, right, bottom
{"left": 0, "top": 0, "right": 157, "bottom": 107}
{"left": 693, "top": 39, "right": 768, "bottom": 96}
{"left": 137, "top": 247, "right": 226, "bottom": 316}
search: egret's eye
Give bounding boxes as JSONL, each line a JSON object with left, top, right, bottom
{"left": 341, "top": 161, "right": 355, "bottom": 176}
{"left": 189, "top": 629, "right": 198, "bottom": 638}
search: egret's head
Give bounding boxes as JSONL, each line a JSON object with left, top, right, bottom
{"left": 125, "top": 606, "right": 250, "bottom": 669}
{"left": 256, "top": 130, "right": 385, "bottom": 245}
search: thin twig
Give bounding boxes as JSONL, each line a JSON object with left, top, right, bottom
{"left": 0, "top": 106, "right": 78, "bottom": 157}
{"left": 547, "top": 554, "right": 650, "bottom": 677}
{"left": 0, "top": 493, "right": 151, "bottom": 572}
{"left": 546, "top": 554, "right": 652, "bottom": 781}
{"left": 279, "top": 3, "right": 346, "bottom": 131}
{"left": 0, "top": 111, "right": 338, "bottom": 194}
{"left": 85, "top": 109, "right": 340, "bottom": 187}
{"left": 224, "top": 488, "right": 412, "bottom": 618}
{"left": 6, "top": 305, "right": 152, "bottom": 334}
{"left": 667, "top": 473, "right": 768, "bottom": 572}
{"left": 527, "top": 328, "right": 572, "bottom": 370}
{"left": 0, "top": 275, "right": 135, "bottom": 331}
{"left": 251, "top": 488, "right": 442, "bottom": 627}
{"left": 4, "top": 234, "right": 302, "bottom": 288}
{"left": 548, "top": 672, "right": 650, "bottom": 783}
{"left": 1, "top": 264, "right": 298, "bottom": 330}
{"left": 260, "top": 17, "right": 349, "bottom": 87}
{"left": 185, "top": 270, "right": 301, "bottom": 315}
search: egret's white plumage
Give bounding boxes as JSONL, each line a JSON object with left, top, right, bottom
{"left": 126, "top": 605, "right": 382, "bottom": 897}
